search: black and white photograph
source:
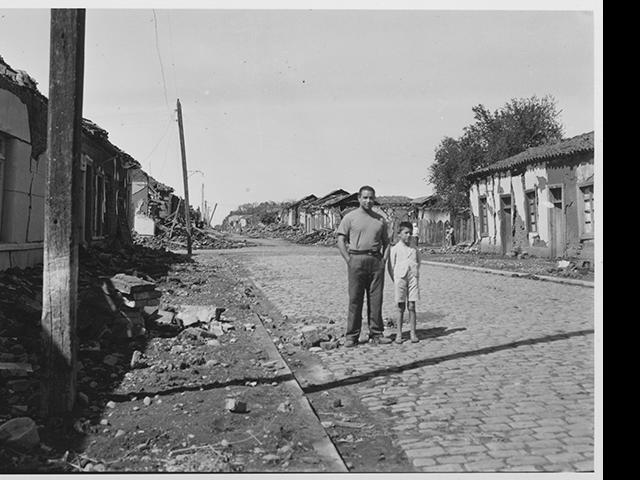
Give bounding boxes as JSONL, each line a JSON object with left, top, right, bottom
{"left": 0, "top": 1, "right": 601, "bottom": 477}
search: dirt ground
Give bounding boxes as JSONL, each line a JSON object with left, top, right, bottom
{"left": 1, "top": 243, "right": 412, "bottom": 473}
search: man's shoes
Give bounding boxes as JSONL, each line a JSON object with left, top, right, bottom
{"left": 370, "top": 336, "right": 393, "bottom": 345}
{"left": 344, "top": 339, "right": 357, "bottom": 348}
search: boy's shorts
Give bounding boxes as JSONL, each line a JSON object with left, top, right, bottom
{"left": 394, "top": 275, "right": 420, "bottom": 303}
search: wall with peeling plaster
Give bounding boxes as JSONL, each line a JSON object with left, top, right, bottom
{"left": 0, "top": 89, "right": 45, "bottom": 269}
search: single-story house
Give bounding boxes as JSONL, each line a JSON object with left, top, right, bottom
{"left": 372, "top": 196, "right": 414, "bottom": 242}
{"left": 301, "top": 189, "right": 349, "bottom": 233}
{"left": 466, "top": 131, "right": 594, "bottom": 259}
{"left": 410, "top": 195, "right": 451, "bottom": 245}
{"left": 282, "top": 194, "right": 317, "bottom": 227}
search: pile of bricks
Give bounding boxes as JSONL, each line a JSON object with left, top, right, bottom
{"left": 101, "top": 273, "right": 162, "bottom": 338}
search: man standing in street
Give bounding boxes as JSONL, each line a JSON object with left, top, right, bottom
{"left": 337, "top": 186, "right": 393, "bottom": 347}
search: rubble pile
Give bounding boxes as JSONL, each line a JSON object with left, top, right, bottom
{"left": 420, "top": 241, "right": 479, "bottom": 255}
{"left": 0, "top": 243, "right": 188, "bottom": 457}
{"left": 134, "top": 223, "right": 252, "bottom": 251}
{"left": 101, "top": 273, "right": 164, "bottom": 339}
{"left": 229, "top": 223, "right": 338, "bottom": 247}
{"left": 293, "top": 228, "right": 337, "bottom": 247}
{"left": 240, "top": 223, "right": 304, "bottom": 240}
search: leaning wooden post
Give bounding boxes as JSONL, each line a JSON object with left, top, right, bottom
{"left": 176, "top": 98, "right": 192, "bottom": 255}
{"left": 208, "top": 202, "right": 217, "bottom": 226}
{"left": 40, "top": 8, "right": 86, "bottom": 416}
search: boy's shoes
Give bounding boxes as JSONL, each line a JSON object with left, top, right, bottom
{"left": 394, "top": 337, "right": 404, "bottom": 344}
{"left": 344, "top": 339, "right": 357, "bottom": 348}
{"left": 410, "top": 335, "right": 420, "bottom": 343}
{"left": 370, "top": 336, "right": 393, "bottom": 345}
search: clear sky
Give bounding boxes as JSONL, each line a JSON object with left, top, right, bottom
{"left": 0, "top": 3, "right": 596, "bottom": 224}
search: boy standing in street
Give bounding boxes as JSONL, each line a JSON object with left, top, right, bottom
{"left": 387, "top": 221, "right": 421, "bottom": 344}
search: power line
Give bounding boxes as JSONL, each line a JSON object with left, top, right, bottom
{"left": 142, "top": 118, "right": 173, "bottom": 172}
{"left": 166, "top": 11, "right": 180, "bottom": 99}
{"left": 152, "top": 9, "right": 171, "bottom": 120}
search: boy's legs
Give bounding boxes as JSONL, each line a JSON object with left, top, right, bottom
{"left": 408, "top": 301, "right": 418, "bottom": 342}
{"left": 396, "top": 302, "right": 405, "bottom": 343}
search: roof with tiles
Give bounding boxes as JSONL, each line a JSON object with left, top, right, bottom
{"left": 467, "top": 131, "right": 594, "bottom": 178}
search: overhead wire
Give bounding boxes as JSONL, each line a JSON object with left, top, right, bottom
{"left": 152, "top": 9, "right": 172, "bottom": 121}
{"left": 167, "top": 11, "right": 180, "bottom": 100}
{"left": 141, "top": 118, "right": 173, "bottom": 171}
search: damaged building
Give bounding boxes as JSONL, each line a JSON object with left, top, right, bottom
{"left": 1, "top": 55, "right": 142, "bottom": 270}
{"left": 282, "top": 194, "right": 317, "bottom": 227}
{"left": 466, "top": 131, "right": 594, "bottom": 259}
{"left": 301, "top": 189, "right": 349, "bottom": 233}
{"left": 130, "top": 168, "right": 175, "bottom": 236}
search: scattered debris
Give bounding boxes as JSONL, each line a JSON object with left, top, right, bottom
{"left": 0, "top": 417, "right": 40, "bottom": 450}
{"left": 130, "top": 350, "right": 147, "bottom": 369}
{"left": 225, "top": 399, "right": 248, "bottom": 413}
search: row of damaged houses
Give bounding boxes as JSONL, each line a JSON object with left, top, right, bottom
{"left": 0, "top": 55, "right": 190, "bottom": 271}
{"left": 281, "top": 131, "right": 595, "bottom": 260}
{"left": 281, "top": 189, "right": 460, "bottom": 245}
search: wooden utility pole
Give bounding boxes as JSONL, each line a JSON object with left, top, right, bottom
{"left": 41, "top": 8, "right": 85, "bottom": 416}
{"left": 176, "top": 98, "right": 192, "bottom": 255}
{"left": 201, "top": 183, "right": 205, "bottom": 224}
{"left": 209, "top": 202, "right": 218, "bottom": 226}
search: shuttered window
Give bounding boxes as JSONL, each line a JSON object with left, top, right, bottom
{"left": 525, "top": 190, "right": 538, "bottom": 233}
{"left": 479, "top": 196, "right": 488, "bottom": 236}
{"left": 580, "top": 184, "right": 594, "bottom": 237}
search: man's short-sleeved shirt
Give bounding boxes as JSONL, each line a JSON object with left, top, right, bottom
{"left": 337, "top": 207, "right": 389, "bottom": 251}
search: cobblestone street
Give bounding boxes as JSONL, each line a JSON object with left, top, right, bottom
{"left": 228, "top": 241, "right": 595, "bottom": 472}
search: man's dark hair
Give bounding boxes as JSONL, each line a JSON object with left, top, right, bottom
{"left": 358, "top": 185, "right": 376, "bottom": 196}
{"left": 398, "top": 221, "right": 413, "bottom": 233}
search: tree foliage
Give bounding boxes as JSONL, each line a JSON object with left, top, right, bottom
{"left": 428, "top": 95, "right": 564, "bottom": 214}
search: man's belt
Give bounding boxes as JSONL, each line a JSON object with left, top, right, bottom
{"left": 349, "top": 249, "right": 382, "bottom": 256}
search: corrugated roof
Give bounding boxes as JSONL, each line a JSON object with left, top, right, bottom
{"left": 468, "top": 131, "right": 594, "bottom": 178}
{"left": 411, "top": 195, "right": 437, "bottom": 205}
{"left": 287, "top": 194, "right": 317, "bottom": 208}
{"left": 323, "top": 192, "right": 359, "bottom": 208}
{"left": 319, "top": 192, "right": 351, "bottom": 207}
{"left": 307, "top": 189, "right": 349, "bottom": 208}
{"left": 377, "top": 195, "right": 413, "bottom": 205}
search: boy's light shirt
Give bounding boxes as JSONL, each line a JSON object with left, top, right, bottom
{"left": 390, "top": 241, "right": 420, "bottom": 279}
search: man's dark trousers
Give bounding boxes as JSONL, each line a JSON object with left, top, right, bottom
{"left": 346, "top": 253, "right": 385, "bottom": 342}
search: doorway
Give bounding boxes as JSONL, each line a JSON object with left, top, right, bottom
{"left": 549, "top": 187, "right": 565, "bottom": 258}
{"left": 500, "top": 195, "right": 512, "bottom": 255}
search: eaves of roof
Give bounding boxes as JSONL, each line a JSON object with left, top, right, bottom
{"left": 467, "top": 131, "right": 594, "bottom": 179}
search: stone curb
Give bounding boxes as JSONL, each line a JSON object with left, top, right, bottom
{"left": 251, "top": 312, "right": 348, "bottom": 472}
{"left": 421, "top": 260, "right": 594, "bottom": 288}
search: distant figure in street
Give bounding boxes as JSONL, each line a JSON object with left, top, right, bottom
{"left": 337, "top": 186, "right": 393, "bottom": 347}
{"left": 445, "top": 221, "right": 454, "bottom": 248}
{"left": 387, "top": 221, "right": 421, "bottom": 344}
